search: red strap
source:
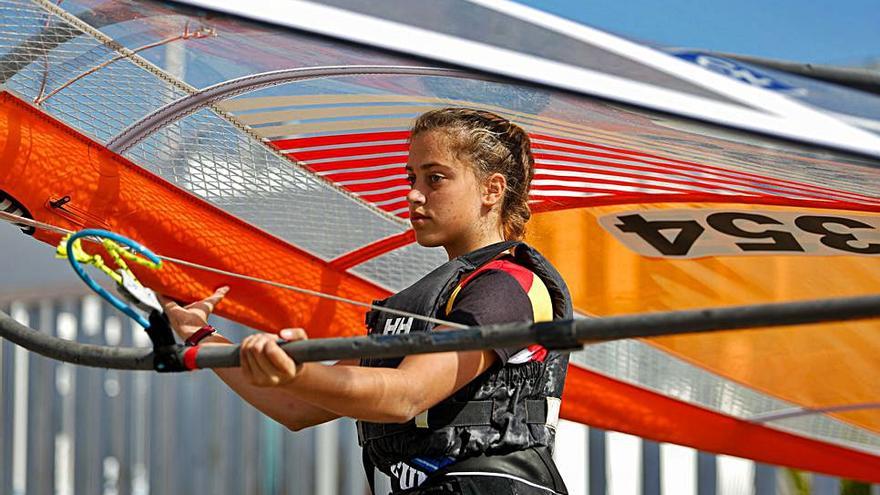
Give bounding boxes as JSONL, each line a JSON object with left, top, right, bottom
{"left": 182, "top": 346, "right": 201, "bottom": 370}
{"left": 185, "top": 325, "right": 216, "bottom": 346}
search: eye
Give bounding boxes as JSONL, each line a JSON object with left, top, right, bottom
{"left": 406, "top": 174, "right": 416, "bottom": 186}
{"left": 429, "top": 174, "right": 445, "bottom": 184}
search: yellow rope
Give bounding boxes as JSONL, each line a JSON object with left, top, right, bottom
{"left": 54, "top": 234, "right": 160, "bottom": 285}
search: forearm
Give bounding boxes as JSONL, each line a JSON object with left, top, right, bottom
{"left": 201, "top": 338, "right": 340, "bottom": 430}
{"left": 285, "top": 360, "right": 423, "bottom": 423}
{"left": 181, "top": 326, "right": 491, "bottom": 426}
{"left": 159, "top": 290, "right": 341, "bottom": 430}
{"left": 283, "top": 350, "right": 495, "bottom": 423}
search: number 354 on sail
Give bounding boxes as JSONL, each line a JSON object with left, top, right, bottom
{"left": 599, "top": 209, "right": 880, "bottom": 258}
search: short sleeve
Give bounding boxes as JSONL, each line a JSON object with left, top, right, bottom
{"left": 444, "top": 269, "right": 534, "bottom": 364}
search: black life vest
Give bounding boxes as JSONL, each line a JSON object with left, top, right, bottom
{"left": 357, "top": 240, "right": 573, "bottom": 476}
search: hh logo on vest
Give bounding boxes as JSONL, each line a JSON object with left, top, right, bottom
{"left": 383, "top": 317, "right": 413, "bottom": 335}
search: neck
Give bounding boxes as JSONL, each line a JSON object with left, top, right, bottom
{"left": 444, "top": 229, "right": 505, "bottom": 260}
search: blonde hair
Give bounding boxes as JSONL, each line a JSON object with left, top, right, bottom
{"left": 411, "top": 108, "right": 535, "bottom": 240}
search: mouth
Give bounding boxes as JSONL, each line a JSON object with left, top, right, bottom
{"left": 410, "top": 212, "right": 430, "bottom": 223}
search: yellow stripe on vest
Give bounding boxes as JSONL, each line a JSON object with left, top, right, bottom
{"left": 528, "top": 274, "right": 553, "bottom": 323}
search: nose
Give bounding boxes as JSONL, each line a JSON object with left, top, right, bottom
{"left": 406, "top": 187, "right": 425, "bottom": 206}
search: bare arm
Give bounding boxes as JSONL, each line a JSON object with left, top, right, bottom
{"left": 290, "top": 349, "right": 496, "bottom": 422}
{"left": 205, "top": 335, "right": 348, "bottom": 430}
{"left": 158, "top": 289, "right": 346, "bottom": 431}
{"left": 160, "top": 288, "right": 496, "bottom": 427}
{"left": 244, "top": 330, "right": 497, "bottom": 423}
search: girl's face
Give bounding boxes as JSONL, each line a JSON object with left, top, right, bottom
{"left": 406, "top": 131, "right": 502, "bottom": 258}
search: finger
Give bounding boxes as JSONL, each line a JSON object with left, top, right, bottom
{"left": 279, "top": 328, "right": 308, "bottom": 341}
{"left": 185, "top": 300, "right": 217, "bottom": 321}
{"left": 265, "top": 341, "right": 298, "bottom": 375}
{"left": 245, "top": 351, "right": 270, "bottom": 384}
{"left": 157, "top": 294, "right": 182, "bottom": 313}
{"left": 184, "top": 286, "right": 230, "bottom": 317}
{"left": 250, "top": 336, "right": 283, "bottom": 384}
{"left": 240, "top": 341, "right": 253, "bottom": 377}
{"left": 241, "top": 336, "right": 265, "bottom": 384}
{"left": 156, "top": 296, "right": 199, "bottom": 333}
{"left": 184, "top": 287, "right": 227, "bottom": 311}
{"left": 244, "top": 352, "right": 269, "bottom": 386}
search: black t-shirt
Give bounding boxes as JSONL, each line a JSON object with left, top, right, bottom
{"left": 444, "top": 258, "right": 552, "bottom": 364}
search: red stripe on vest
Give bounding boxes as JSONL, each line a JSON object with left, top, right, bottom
{"left": 458, "top": 258, "right": 535, "bottom": 293}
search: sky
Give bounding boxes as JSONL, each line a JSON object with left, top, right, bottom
{"left": 516, "top": 0, "right": 880, "bottom": 66}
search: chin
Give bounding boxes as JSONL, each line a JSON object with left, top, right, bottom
{"left": 413, "top": 229, "right": 446, "bottom": 249}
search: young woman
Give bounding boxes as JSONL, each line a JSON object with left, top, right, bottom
{"left": 161, "top": 108, "right": 573, "bottom": 494}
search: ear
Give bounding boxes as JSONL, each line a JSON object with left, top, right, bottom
{"left": 481, "top": 172, "right": 506, "bottom": 207}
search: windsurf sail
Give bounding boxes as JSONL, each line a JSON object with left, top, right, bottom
{"left": 0, "top": 0, "right": 879, "bottom": 482}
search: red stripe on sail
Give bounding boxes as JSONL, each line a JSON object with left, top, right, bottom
{"left": 272, "top": 131, "right": 410, "bottom": 150}
{"left": 292, "top": 155, "right": 406, "bottom": 173}
{"left": 533, "top": 151, "right": 874, "bottom": 204}
{"left": 268, "top": 132, "right": 878, "bottom": 218}
{"left": 330, "top": 230, "right": 416, "bottom": 270}
{"left": 532, "top": 134, "right": 880, "bottom": 203}
{"left": 286, "top": 143, "right": 409, "bottom": 161}
{"left": 562, "top": 364, "right": 880, "bottom": 483}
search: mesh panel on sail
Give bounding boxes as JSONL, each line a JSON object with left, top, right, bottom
{"left": 573, "top": 340, "right": 880, "bottom": 454}
{"left": 0, "top": 0, "right": 408, "bottom": 261}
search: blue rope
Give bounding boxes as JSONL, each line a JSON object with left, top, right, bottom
{"left": 65, "top": 229, "right": 161, "bottom": 328}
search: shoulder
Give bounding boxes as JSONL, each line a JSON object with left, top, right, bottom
{"left": 477, "top": 259, "right": 538, "bottom": 289}
{"left": 444, "top": 267, "right": 530, "bottom": 322}
{"left": 447, "top": 259, "right": 528, "bottom": 308}
{"left": 444, "top": 258, "right": 553, "bottom": 325}
{"left": 444, "top": 259, "right": 553, "bottom": 364}
{"left": 459, "top": 258, "right": 539, "bottom": 295}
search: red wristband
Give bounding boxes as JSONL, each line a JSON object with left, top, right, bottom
{"left": 185, "top": 325, "right": 217, "bottom": 346}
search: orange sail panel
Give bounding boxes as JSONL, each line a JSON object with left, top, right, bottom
{"left": 529, "top": 203, "right": 880, "bottom": 434}
{"left": 0, "top": 91, "right": 387, "bottom": 336}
